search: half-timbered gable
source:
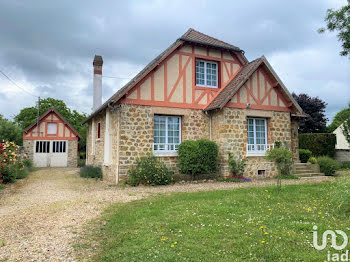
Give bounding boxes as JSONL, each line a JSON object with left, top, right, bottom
{"left": 23, "top": 108, "right": 81, "bottom": 168}
{"left": 83, "top": 28, "right": 305, "bottom": 183}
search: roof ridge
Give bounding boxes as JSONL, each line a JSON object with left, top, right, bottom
{"left": 182, "top": 28, "right": 237, "bottom": 49}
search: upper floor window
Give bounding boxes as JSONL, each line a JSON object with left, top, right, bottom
{"left": 47, "top": 123, "right": 57, "bottom": 135}
{"left": 153, "top": 115, "right": 181, "bottom": 152}
{"left": 195, "top": 60, "right": 218, "bottom": 88}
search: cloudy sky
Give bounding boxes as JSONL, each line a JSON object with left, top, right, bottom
{"left": 0, "top": 0, "right": 349, "bottom": 123}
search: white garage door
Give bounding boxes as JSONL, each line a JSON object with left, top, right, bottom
{"left": 33, "top": 141, "right": 68, "bottom": 167}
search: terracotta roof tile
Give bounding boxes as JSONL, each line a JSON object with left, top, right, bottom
{"left": 180, "top": 28, "right": 242, "bottom": 52}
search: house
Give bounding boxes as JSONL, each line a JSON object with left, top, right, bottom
{"left": 23, "top": 107, "right": 81, "bottom": 167}
{"left": 83, "top": 28, "right": 305, "bottom": 183}
{"left": 333, "top": 123, "right": 350, "bottom": 162}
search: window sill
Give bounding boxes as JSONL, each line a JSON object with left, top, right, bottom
{"left": 154, "top": 152, "right": 178, "bottom": 157}
{"left": 195, "top": 85, "right": 218, "bottom": 89}
{"left": 246, "top": 152, "right": 267, "bottom": 157}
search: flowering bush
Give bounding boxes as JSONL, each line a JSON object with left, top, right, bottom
{"left": 0, "top": 141, "right": 32, "bottom": 183}
{"left": 128, "top": 153, "right": 174, "bottom": 186}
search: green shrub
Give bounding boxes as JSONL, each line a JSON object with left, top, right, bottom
{"left": 228, "top": 154, "right": 247, "bottom": 176}
{"left": 299, "top": 133, "right": 336, "bottom": 157}
{"left": 178, "top": 139, "right": 218, "bottom": 178}
{"left": 1, "top": 165, "right": 17, "bottom": 183}
{"left": 340, "top": 161, "right": 350, "bottom": 170}
{"left": 265, "top": 147, "right": 293, "bottom": 175}
{"left": 299, "top": 149, "right": 312, "bottom": 163}
{"left": 22, "top": 159, "right": 33, "bottom": 170}
{"left": 317, "top": 156, "right": 341, "bottom": 176}
{"left": 308, "top": 157, "right": 317, "bottom": 164}
{"left": 80, "top": 166, "right": 102, "bottom": 179}
{"left": 15, "top": 168, "right": 29, "bottom": 179}
{"left": 127, "top": 154, "right": 173, "bottom": 186}
{"left": 78, "top": 159, "right": 86, "bottom": 167}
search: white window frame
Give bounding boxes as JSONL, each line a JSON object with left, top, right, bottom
{"left": 195, "top": 59, "right": 218, "bottom": 88}
{"left": 153, "top": 115, "right": 181, "bottom": 154}
{"left": 247, "top": 118, "right": 270, "bottom": 156}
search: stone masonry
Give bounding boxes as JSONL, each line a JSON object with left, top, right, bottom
{"left": 86, "top": 103, "right": 299, "bottom": 182}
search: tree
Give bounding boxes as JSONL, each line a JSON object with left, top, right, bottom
{"left": 342, "top": 118, "right": 350, "bottom": 144}
{"left": 14, "top": 98, "right": 87, "bottom": 152}
{"left": 327, "top": 103, "right": 350, "bottom": 132}
{"left": 0, "top": 114, "right": 23, "bottom": 145}
{"left": 292, "top": 93, "right": 328, "bottom": 133}
{"left": 318, "top": 1, "right": 350, "bottom": 57}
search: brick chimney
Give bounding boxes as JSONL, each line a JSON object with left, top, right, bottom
{"left": 93, "top": 55, "right": 103, "bottom": 111}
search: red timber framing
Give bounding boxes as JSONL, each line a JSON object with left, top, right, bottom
{"left": 226, "top": 66, "right": 291, "bottom": 112}
{"left": 122, "top": 44, "right": 243, "bottom": 110}
{"left": 23, "top": 108, "right": 80, "bottom": 141}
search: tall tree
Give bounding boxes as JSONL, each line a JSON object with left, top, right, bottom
{"left": 292, "top": 93, "right": 328, "bottom": 133}
{"left": 327, "top": 103, "right": 350, "bottom": 132}
{"left": 0, "top": 114, "right": 23, "bottom": 145}
{"left": 14, "top": 98, "right": 87, "bottom": 151}
{"left": 342, "top": 116, "right": 350, "bottom": 144}
{"left": 318, "top": 0, "right": 350, "bottom": 57}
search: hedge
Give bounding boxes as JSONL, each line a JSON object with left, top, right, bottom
{"left": 299, "top": 133, "right": 336, "bottom": 157}
{"left": 178, "top": 139, "right": 218, "bottom": 178}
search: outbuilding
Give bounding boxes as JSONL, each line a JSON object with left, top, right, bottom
{"left": 23, "top": 107, "right": 81, "bottom": 167}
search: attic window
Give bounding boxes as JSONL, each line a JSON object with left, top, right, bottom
{"left": 195, "top": 60, "right": 218, "bottom": 88}
{"left": 47, "top": 123, "right": 57, "bottom": 135}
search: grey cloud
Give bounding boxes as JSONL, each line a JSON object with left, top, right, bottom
{"left": 0, "top": 0, "right": 348, "bottom": 122}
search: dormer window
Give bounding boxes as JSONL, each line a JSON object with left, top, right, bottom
{"left": 195, "top": 60, "right": 218, "bottom": 88}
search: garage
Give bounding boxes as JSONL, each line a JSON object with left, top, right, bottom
{"left": 33, "top": 140, "right": 68, "bottom": 167}
{"left": 23, "top": 107, "right": 81, "bottom": 168}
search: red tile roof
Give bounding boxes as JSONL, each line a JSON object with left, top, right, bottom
{"left": 179, "top": 28, "right": 242, "bottom": 52}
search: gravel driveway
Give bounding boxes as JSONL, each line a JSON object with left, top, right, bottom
{"left": 0, "top": 168, "right": 331, "bottom": 261}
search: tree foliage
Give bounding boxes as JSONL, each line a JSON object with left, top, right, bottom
{"left": 342, "top": 118, "right": 350, "bottom": 145}
{"left": 292, "top": 93, "right": 328, "bottom": 133}
{"left": 318, "top": 0, "right": 350, "bottom": 57}
{"left": 0, "top": 114, "right": 22, "bottom": 145}
{"left": 14, "top": 98, "right": 87, "bottom": 150}
{"left": 327, "top": 103, "right": 350, "bottom": 132}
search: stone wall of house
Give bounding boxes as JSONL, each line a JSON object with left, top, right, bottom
{"left": 23, "top": 140, "right": 34, "bottom": 161}
{"left": 211, "top": 108, "right": 293, "bottom": 178}
{"left": 117, "top": 104, "right": 210, "bottom": 180}
{"left": 291, "top": 118, "right": 299, "bottom": 162}
{"left": 67, "top": 140, "right": 78, "bottom": 167}
{"left": 86, "top": 108, "right": 120, "bottom": 183}
{"left": 86, "top": 103, "right": 298, "bottom": 182}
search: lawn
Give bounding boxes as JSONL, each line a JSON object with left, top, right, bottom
{"left": 78, "top": 177, "right": 350, "bottom": 262}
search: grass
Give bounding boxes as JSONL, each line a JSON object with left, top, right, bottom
{"left": 276, "top": 174, "right": 299, "bottom": 180}
{"left": 77, "top": 176, "right": 350, "bottom": 262}
{"left": 0, "top": 184, "right": 4, "bottom": 191}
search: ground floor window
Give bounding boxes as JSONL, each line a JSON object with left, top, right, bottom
{"left": 35, "top": 141, "right": 50, "bottom": 153}
{"left": 153, "top": 115, "right": 181, "bottom": 152}
{"left": 247, "top": 118, "right": 268, "bottom": 154}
